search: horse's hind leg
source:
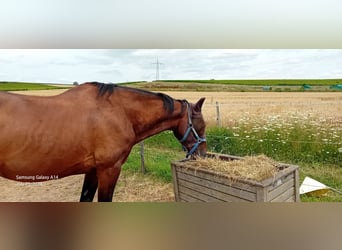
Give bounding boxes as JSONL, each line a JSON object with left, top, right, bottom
{"left": 80, "top": 168, "right": 98, "bottom": 202}
{"left": 97, "top": 165, "right": 122, "bottom": 202}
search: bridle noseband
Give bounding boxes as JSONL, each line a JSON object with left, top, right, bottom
{"left": 179, "top": 101, "right": 206, "bottom": 158}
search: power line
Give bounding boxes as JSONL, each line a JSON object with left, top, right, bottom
{"left": 152, "top": 58, "right": 163, "bottom": 80}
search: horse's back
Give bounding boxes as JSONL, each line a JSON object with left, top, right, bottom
{"left": 0, "top": 90, "right": 97, "bottom": 179}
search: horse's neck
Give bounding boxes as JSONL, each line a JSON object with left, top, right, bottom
{"left": 130, "top": 99, "right": 184, "bottom": 143}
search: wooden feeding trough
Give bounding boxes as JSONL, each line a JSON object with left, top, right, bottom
{"left": 171, "top": 153, "right": 300, "bottom": 202}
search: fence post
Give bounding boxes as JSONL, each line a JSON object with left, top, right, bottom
{"left": 216, "top": 101, "right": 221, "bottom": 127}
{"left": 140, "top": 141, "right": 146, "bottom": 174}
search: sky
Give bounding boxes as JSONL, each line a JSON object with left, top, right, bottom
{"left": 1, "top": 1, "right": 342, "bottom": 48}
{"left": 1, "top": 49, "right": 342, "bottom": 84}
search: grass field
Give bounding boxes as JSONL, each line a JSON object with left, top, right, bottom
{"left": 128, "top": 79, "right": 342, "bottom": 92}
{"left": 3, "top": 79, "right": 340, "bottom": 92}
{"left": 124, "top": 127, "right": 342, "bottom": 202}
{"left": 158, "top": 79, "right": 342, "bottom": 86}
{"left": 0, "top": 81, "right": 70, "bottom": 91}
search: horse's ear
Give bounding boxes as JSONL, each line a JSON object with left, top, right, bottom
{"left": 194, "top": 98, "right": 205, "bottom": 112}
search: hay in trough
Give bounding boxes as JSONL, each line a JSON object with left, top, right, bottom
{"left": 186, "top": 155, "right": 278, "bottom": 182}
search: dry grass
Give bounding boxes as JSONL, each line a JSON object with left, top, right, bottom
{"left": 0, "top": 175, "right": 83, "bottom": 202}
{"left": 185, "top": 155, "right": 278, "bottom": 182}
{"left": 114, "top": 172, "right": 174, "bottom": 202}
{"left": 0, "top": 173, "right": 174, "bottom": 202}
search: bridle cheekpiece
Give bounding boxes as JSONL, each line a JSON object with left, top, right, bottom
{"left": 179, "top": 101, "right": 206, "bottom": 158}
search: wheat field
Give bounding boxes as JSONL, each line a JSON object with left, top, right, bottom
{"left": 162, "top": 91, "right": 342, "bottom": 127}
{"left": 12, "top": 89, "right": 342, "bottom": 127}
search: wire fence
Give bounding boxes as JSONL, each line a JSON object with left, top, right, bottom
{"left": 208, "top": 134, "right": 342, "bottom": 145}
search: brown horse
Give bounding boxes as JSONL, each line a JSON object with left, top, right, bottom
{"left": 0, "top": 82, "right": 206, "bottom": 202}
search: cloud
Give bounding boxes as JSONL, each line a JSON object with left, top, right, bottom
{"left": 1, "top": 49, "right": 342, "bottom": 83}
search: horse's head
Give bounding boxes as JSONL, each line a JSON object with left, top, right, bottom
{"left": 174, "top": 98, "right": 207, "bottom": 158}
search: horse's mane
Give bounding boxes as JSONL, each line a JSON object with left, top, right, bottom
{"left": 88, "top": 81, "right": 118, "bottom": 97}
{"left": 86, "top": 82, "right": 175, "bottom": 113}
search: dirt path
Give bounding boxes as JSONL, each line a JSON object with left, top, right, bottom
{"left": 0, "top": 173, "right": 174, "bottom": 202}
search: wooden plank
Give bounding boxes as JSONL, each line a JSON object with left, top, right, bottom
{"left": 294, "top": 168, "right": 300, "bottom": 202}
{"left": 176, "top": 165, "right": 257, "bottom": 192}
{"left": 206, "top": 152, "right": 244, "bottom": 161}
{"left": 256, "top": 186, "right": 267, "bottom": 202}
{"left": 171, "top": 164, "right": 180, "bottom": 201}
{"left": 178, "top": 185, "right": 223, "bottom": 202}
{"left": 179, "top": 192, "right": 204, "bottom": 202}
{"left": 267, "top": 172, "right": 294, "bottom": 192}
{"left": 178, "top": 179, "right": 251, "bottom": 202}
{"left": 271, "top": 187, "right": 295, "bottom": 202}
{"left": 268, "top": 179, "right": 295, "bottom": 201}
{"left": 177, "top": 171, "right": 256, "bottom": 200}
{"left": 177, "top": 171, "right": 256, "bottom": 201}
{"left": 261, "top": 165, "right": 299, "bottom": 187}
{"left": 285, "top": 196, "right": 295, "bottom": 202}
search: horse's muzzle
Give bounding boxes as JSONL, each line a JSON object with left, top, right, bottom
{"left": 186, "top": 140, "right": 207, "bottom": 159}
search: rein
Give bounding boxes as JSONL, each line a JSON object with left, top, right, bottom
{"left": 179, "top": 101, "right": 206, "bottom": 158}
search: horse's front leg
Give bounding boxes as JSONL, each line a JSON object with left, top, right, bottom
{"left": 80, "top": 168, "right": 98, "bottom": 202}
{"left": 97, "top": 164, "right": 122, "bottom": 202}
